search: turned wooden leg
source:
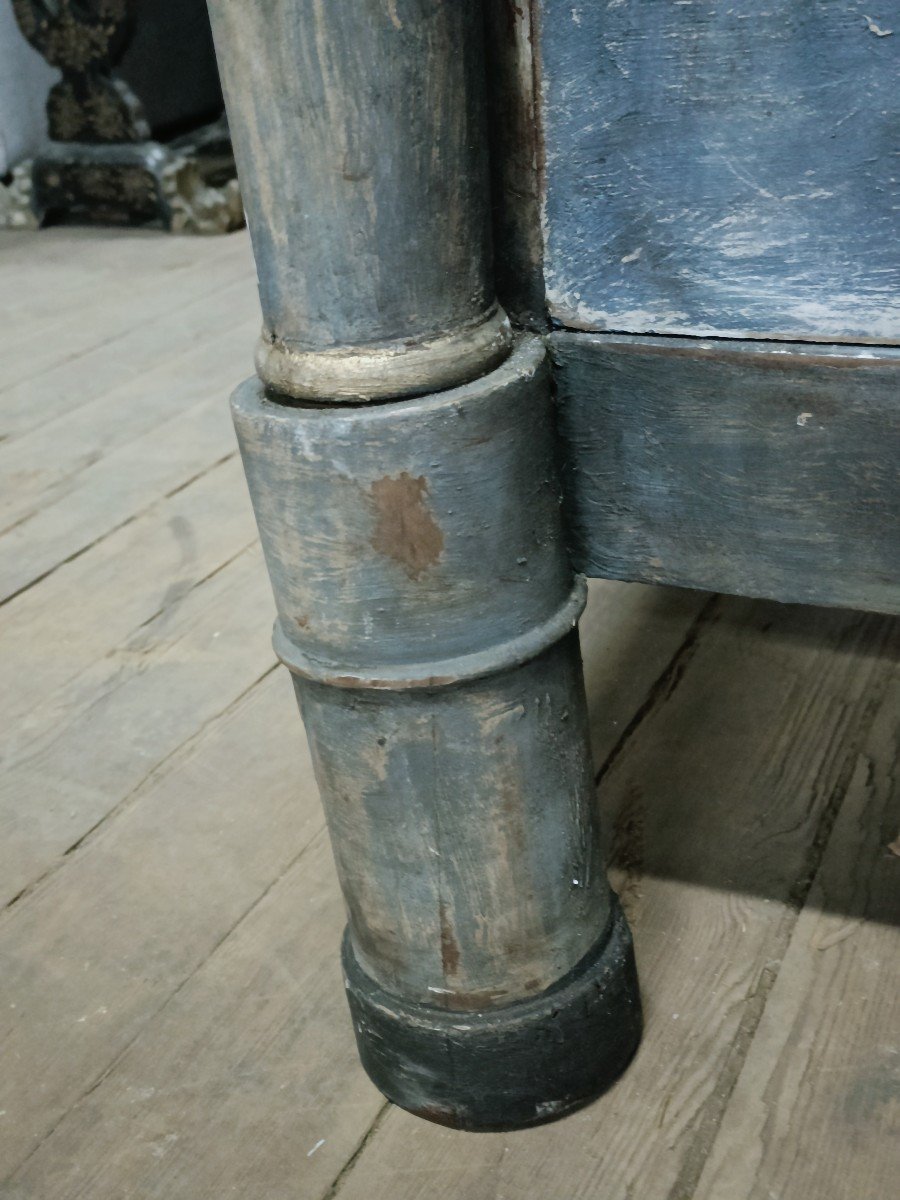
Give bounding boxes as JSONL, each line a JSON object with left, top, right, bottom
{"left": 207, "top": 0, "right": 641, "bottom": 1130}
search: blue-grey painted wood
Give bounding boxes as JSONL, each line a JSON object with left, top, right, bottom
{"left": 537, "top": 1, "right": 900, "bottom": 342}
{"left": 234, "top": 331, "right": 607, "bottom": 1004}
{"left": 209, "top": 1, "right": 641, "bottom": 1128}
{"left": 233, "top": 339, "right": 608, "bottom": 993}
{"left": 231, "top": 340, "right": 577, "bottom": 684}
{"left": 296, "top": 632, "right": 608, "bottom": 1011}
{"left": 207, "top": 0, "right": 511, "bottom": 400}
{"left": 485, "top": 0, "right": 547, "bottom": 329}
{"left": 230, "top": 335, "right": 639, "bottom": 1122}
{"left": 554, "top": 332, "right": 900, "bottom": 613}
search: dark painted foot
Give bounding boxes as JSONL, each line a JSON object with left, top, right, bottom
{"left": 343, "top": 897, "right": 642, "bottom": 1132}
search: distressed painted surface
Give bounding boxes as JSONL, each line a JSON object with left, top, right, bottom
{"left": 211, "top": 1, "right": 635, "bottom": 1105}
{"left": 554, "top": 332, "right": 900, "bottom": 612}
{"left": 207, "top": 0, "right": 509, "bottom": 397}
{"left": 232, "top": 339, "right": 574, "bottom": 677}
{"left": 485, "top": 0, "right": 547, "bottom": 327}
{"left": 297, "top": 631, "right": 610, "bottom": 1009}
{"left": 537, "top": 0, "right": 900, "bottom": 341}
{"left": 344, "top": 902, "right": 640, "bottom": 1130}
{"left": 232, "top": 330, "right": 616, "bottom": 1016}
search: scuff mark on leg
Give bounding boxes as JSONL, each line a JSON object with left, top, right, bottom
{"left": 369, "top": 472, "right": 444, "bottom": 580}
{"left": 439, "top": 899, "right": 461, "bottom": 978}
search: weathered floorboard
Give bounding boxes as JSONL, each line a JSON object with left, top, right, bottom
{"left": 0, "top": 230, "right": 253, "bottom": 393}
{"left": 0, "top": 270, "right": 255, "bottom": 443}
{"left": 579, "top": 579, "right": 708, "bottom": 766}
{"left": 0, "top": 319, "right": 257, "bottom": 533}
{"left": 0, "top": 229, "right": 242, "bottom": 329}
{"left": 0, "top": 671, "right": 312, "bottom": 1176}
{"left": 694, "top": 682, "right": 900, "bottom": 1200}
{"left": 2, "top": 837, "right": 386, "bottom": 1200}
{"left": 0, "top": 393, "right": 237, "bottom": 603}
{"left": 0, "top": 456, "right": 254, "bottom": 737}
{"left": 0, "top": 544, "right": 272, "bottom": 907}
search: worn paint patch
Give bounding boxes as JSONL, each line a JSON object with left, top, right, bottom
{"left": 408, "top": 1104, "right": 466, "bottom": 1129}
{"left": 369, "top": 472, "right": 444, "bottom": 580}
{"left": 439, "top": 899, "right": 461, "bottom": 978}
{"left": 537, "top": 0, "right": 900, "bottom": 341}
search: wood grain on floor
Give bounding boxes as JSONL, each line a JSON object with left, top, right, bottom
{"left": 0, "top": 228, "right": 897, "bottom": 1200}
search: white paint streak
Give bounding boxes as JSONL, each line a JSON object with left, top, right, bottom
{"left": 863, "top": 15, "right": 893, "bottom": 36}
{"left": 307, "top": 1138, "right": 326, "bottom": 1158}
{"left": 545, "top": 283, "right": 691, "bottom": 331}
{"left": 709, "top": 150, "right": 776, "bottom": 201}
{"left": 779, "top": 189, "right": 835, "bottom": 202}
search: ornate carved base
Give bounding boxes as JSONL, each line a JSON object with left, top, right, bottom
{"left": 0, "top": 164, "right": 41, "bottom": 231}
{"left": 3, "top": 119, "right": 244, "bottom": 234}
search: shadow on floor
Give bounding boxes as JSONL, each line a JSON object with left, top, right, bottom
{"left": 582, "top": 587, "right": 900, "bottom": 928}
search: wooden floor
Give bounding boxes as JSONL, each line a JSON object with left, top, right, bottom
{"left": 0, "top": 228, "right": 898, "bottom": 1200}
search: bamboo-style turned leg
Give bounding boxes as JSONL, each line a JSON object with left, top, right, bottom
{"left": 208, "top": 0, "right": 641, "bottom": 1130}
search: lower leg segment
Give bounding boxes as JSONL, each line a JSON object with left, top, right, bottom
{"left": 232, "top": 338, "right": 642, "bottom": 1129}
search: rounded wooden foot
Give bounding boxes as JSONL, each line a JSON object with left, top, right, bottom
{"left": 342, "top": 898, "right": 642, "bottom": 1132}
